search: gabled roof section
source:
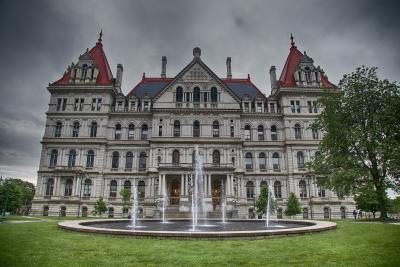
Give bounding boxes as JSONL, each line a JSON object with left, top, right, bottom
{"left": 127, "top": 75, "right": 173, "bottom": 98}
{"left": 222, "top": 76, "right": 266, "bottom": 100}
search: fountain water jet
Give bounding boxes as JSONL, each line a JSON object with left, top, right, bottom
{"left": 221, "top": 180, "right": 227, "bottom": 223}
{"left": 130, "top": 182, "right": 139, "bottom": 228}
{"left": 191, "top": 145, "right": 207, "bottom": 230}
{"left": 266, "top": 184, "right": 276, "bottom": 228}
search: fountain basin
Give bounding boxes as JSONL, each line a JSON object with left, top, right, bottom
{"left": 58, "top": 219, "right": 336, "bottom": 239}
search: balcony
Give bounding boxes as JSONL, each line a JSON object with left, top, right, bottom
{"left": 158, "top": 162, "right": 234, "bottom": 171}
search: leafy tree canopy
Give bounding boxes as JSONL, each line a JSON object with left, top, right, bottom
{"left": 285, "top": 192, "right": 302, "bottom": 217}
{"left": 255, "top": 186, "right": 276, "bottom": 215}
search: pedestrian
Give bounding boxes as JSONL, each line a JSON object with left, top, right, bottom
{"left": 353, "top": 209, "right": 357, "bottom": 220}
{"left": 358, "top": 210, "right": 363, "bottom": 219}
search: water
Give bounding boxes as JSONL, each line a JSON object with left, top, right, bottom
{"left": 266, "top": 185, "right": 276, "bottom": 227}
{"left": 221, "top": 180, "right": 226, "bottom": 224}
{"left": 162, "top": 195, "right": 167, "bottom": 223}
{"left": 192, "top": 145, "right": 206, "bottom": 230}
{"left": 130, "top": 182, "right": 138, "bottom": 228}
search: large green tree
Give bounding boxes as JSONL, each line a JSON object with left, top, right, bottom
{"left": 309, "top": 66, "right": 400, "bottom": 219}
{"left": 0, "top": 178, "right": 35, "bottom": 215}
{"left": 120, "top": 188, "right": 132, "bottom": 214}
{"left": 93, "top": 197, "right": 107, "bottom": 216}
{"left": 255, "top": 187, "right": 276, "bottom": 216}
{"left": 285, "top": 192, "right": 302, "bottom": 217}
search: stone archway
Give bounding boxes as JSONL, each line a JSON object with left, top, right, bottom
{"left": 170, "top": 178, "right": 180, "bottom": 205}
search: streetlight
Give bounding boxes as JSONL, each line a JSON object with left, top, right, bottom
{"left": 76, "top": 170, "right": 85, "bottom": 218}
{"left": 303, "top": 172, "right": 314, "bottom": 220}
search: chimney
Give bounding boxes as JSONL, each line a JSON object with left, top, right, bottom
{"left": 161, "top": 56, "right": 167, "bottom": 78}
{"left": 269, "top": 66, "right": 277, "bottom": 89}
{"left": 226, "top": 57, "right": 232, "bottom": 79}
{"left": 116, "top": 64, "right": 123, "bottom": 90}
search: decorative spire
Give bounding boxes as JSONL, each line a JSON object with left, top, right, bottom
{"left": 97, "top": 29, "right": 103, "bottom": 44}
{"left": 290, "top": 33, "right": 296, "bottom": 48}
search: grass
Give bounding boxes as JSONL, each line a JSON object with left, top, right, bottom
{"left": 0, "top": 218, "right": 399, "bottom": 267}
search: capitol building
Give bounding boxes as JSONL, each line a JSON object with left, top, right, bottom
{"left": 31, "top": 33, "right": 355, "bottom": 219}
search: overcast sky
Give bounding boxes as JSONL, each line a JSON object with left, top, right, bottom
{"left": 0, "top": 0, "right": 399, "bottom": 187}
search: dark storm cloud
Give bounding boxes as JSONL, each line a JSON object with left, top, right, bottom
{"left": 0, "top": 0, "right": 399, "bottom": 184}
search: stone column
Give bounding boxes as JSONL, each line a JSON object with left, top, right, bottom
{"left": 184, "top": 174, "right": 188, "bottom": 196}
{"left": 226, "top": 175, "right": 231, "bottom": 196}
{"left": 162, "top": 175, "right": 166, "bottom": 197}
{"left": 207, "top": 175, "right": 211, "bottom": 196}
{"left": 180, "top": 174, "right": 184, "bottom": 196}
{"left": 158, "top": 174, "right": 162, "bottom": 196}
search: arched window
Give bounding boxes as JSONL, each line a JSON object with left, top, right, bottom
{"left": 90, "top": 122, "right": 97, "bottom": 138}
{"left": 45, "top": 178, "right": 54, "bottom": 196}
{"left": 260, "top": 181, "right": 268, "bottom": 190}
{"left": 173, "top": 120, "right": 180, "bottom": 137}
{"left": 68, "top": 149, "right": 76, "bottom": 167}
{"left": 257, "top": 125, "right": 264, "bottom": 141}
{"left": 125, "top": 152, "right": 133, "bottom": 170}
{"left": 81, "top": 64, "right": 88, "bottom": 80}
{"left": 172, "top": 150, "right": 180, "bottom": 166}
{"left": 211, "top": 87, "right": 218, "bottom": 102}
{"left": 258, "top": 152, "right": 266, "bottom": 170}
{"left": 212, "top": 121, "right": 219, "bottom": 137}
{"left": 299, "top": 180, "right": 307, "bottom": 198}
{"left": 86, "top": 150, "right": 95, "bottom": 168}
{"left": 83, "top": 179, "right": 91, "bottom": 197}
{"left": 246, "top": 181, "right": 255, "bottom": 199}
{"left": 271, "top": 125, "right": 277, "bottom": 141}
{"left": 212, "top": 150, "right": 220, "bottom": 166}
{"left": 115, "top": 124, "right": 122, "bottom": 140}
{"left": 49, "top": 149, "right": 58, "bottom": 167}
{"left": 112, "top": 151, "right": 119, "bottom": 169}
{"left": 193, "top": 87, "right": 200, "bottom": 102}
{"left": 193, "top": 121, "right": 200, "bottom": 137}
{"left": 128, "top": 124, "right": 135, "bottom": 140}
{"left": 303, "top": 207, "right": 309, "bottom": 219}
{"left": 294, "top": 124, "right": 302, "bottom": 139}
{"left": 324, "top": 207, "right": 330, "bottom": 219}
{"left": 245, "top": 152, "right": 253, "bottom": 170}
{"left": 138, "top": 180, "right": 146, "bottom": 200}
{"left": 72, "top": 122, "right": 80, "bottom": 137}
{"left": 64, "top": 178, "right": 73, "bottom": 196}
{"left": 124, "top": 180, "right": 131, "bottom": 193}
{"left": 297, "top": 151, "right": 305, "bottom": 169}
{"left": 139, "top": 152, "right": 147, "bottom": 170}
{"left": 272, "top": 152, "right": 280, "bottom": 170}
{"left": 176, "top": 86, "right": 183, "bottom": 102}
{"left": 109, "top": 180, "right": 117, "bottom": 198}
{"left": 244, "top": 125, "right": 251, "bottom": 141}
{"left": 141, "top": 124, "right": 148, "bottom": 140}
{"left": 274, "top": 181, "right": 282, "bottom": 198}
{"left": 54, "top": 122, "right": 62, "bottom": 138}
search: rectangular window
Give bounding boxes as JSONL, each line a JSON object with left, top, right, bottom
{"left": 185, "top": 93, "right": 190, "bottom": 102}
{"left": 159, "top": 125, "right": 163, "bottom": 137}
{"left": 74, "top": 98, "right": 79, "bottom": 111}
{"left": 79, "top": 98, "right": 84, "bottom": 111}
{"left": 117, "top": 101, "right": 123, "bottom": 111}
{"left": 244, "top": 103, "right": 250, "bottom": 113}
{"left": 130, "top": 101, "right": 136, "bottom": 111}
{"left": 97, "top": 98, "right": 102, "bottom": 111}
{"left": 62, "top": 98, "right": 67, "bottom": 111}
{"left": 296, "top": 100, "right": 300, "bottom": 113}
{"left": 312, "top": 128, "right": 319, "bottom": 139}
{"left": 56, "top": 98, "right": 62, "bottom": 111}
{"left": 91, "top": 98, "right": 96, "bottom": 111}
{"left": 291, "top": 100, "right": 295, "bottom": 113}
{"left": 256, "top": 102, "right": 262, "bottom": 113}
{"left": 203, "top": 92, "right": 208, "bottom": 102}
{"left": 230, "top": 126, "right": 234, "bottom": 137}
{"left": 143, "top": 101, "right": 149, "bottom": 111}
{"left": 269, "top": 103, "right": 275, "bottom": 113}
{"left": 313, "top": 101, "right": 318, "bottom": 113}
{"left": 308, "top": 101, "right": 312, "bottom": 113}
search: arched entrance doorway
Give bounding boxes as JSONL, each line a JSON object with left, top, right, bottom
{"left": 170, "top": 179, "right": 180, "bottom": 205}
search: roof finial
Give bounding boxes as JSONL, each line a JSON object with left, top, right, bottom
{"left": 247, "top": 74, "right": 251, "bottom": 80}
{"left": 290, "top": 33, "right": 295, "bottom": 47}
{"left": 98, "top": 29, "right": 103, "bottom": 43}
{"left": 142, "top": 72, "right": 146, "bottom": 80}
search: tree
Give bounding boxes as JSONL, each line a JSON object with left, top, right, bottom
{"left": 354, "top": 185, "right": 385, "bottom": 218}
{"left": 120, "top": 188, "right": 131, "bottom": 214}
{"left": 388, "top": 197, "right": 400, "bottom": 214}
{"left": 93, "top": 197, "right": 107, "bottom": 216}
{"left": 285, "top": 192, "right": 301, "bottom": 217}
{"left": 309, "top": 66, "right": 400, "bottom": 220}
{"left": 0, "top": 178, "right": 35, "bottom": 215}
{"left": 256, "top": 187, "right": 276, "bottom": 216}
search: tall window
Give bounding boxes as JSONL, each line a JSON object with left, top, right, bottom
{"left": 86, "top": 150, "right": 94, "bottom": 168}
{"left": 138, "top": 181, "right": 146, "bottom": 200}
{"left": 269, "top": 103, "right": 275, "bottom": 113}
{"left": 49, "top": 149, "right": 58, "bottom": 167}
{"left": 193, "top": 121, "right": 200, "bottom": 137}
{"left": 72, "top": 122, "right": 80, "bottom": 137}
{"left": 125, "top": 152, "right": 133, "bottom": 170}
{"left": 274, "top": 181, "right": 282, "bottom": 198}
{"left": 257, "top": 125, "right": 264, "bottom": 141}
{"left": 272, "top": 152, "right": 280, "bottom": 170}
{"left": 128, "top": 124, "right": 135, "bottom": 140}
{"left": 297, "top": 151, "right": 305, "bottom": 169}
{"left": 212, "top": 121, "right": 219, "bottom": 137}
{"left": 244, "top": 125, "right": 251, "bottom": 141}
{"left": 91, "top": 98, "right": 102, "bottom": 111}
{"left": 271, "top": 125, "right": 277, "bottom": 141}
{"left": 57, "top": 98, "right": 62, "bottom": 111}
{"left": 193, "top": 87, "right": 200, "bottom": 102}
{"left": 318, "top": 186, "right": 326, "bottom": 197}
{"left": 230, "top": 125, "right": 234, "bottom": 137}
{"left": 124, "top": 180, "right": 131, "bottom": 193}
{"left": 290, "top": 100, "right": 300, "bottom": 113}
{"left": 90, "top": 122, "right": 97, "bottom": 138}
{"left": 172, "top": 150, "right": 180, "bottom": 165}
{"left": 212, "top": 150, "right": 220, "bottom": 166}
{"left": 81, "top": 64, "right": 88, "bottom": 80}
{"left": 159, "top": 124, "right": 163, "bottom": 137}
{"left": 211, "top": 87, "right": 218, "bottom": 102}
{"left": 176, "top": 87, "right": 183, "bottom": 102}
{"left": 246, "top": 181, "right": 255, "bottom": 199}
{"left": 305, "top": 67, "right": 311, "bottom": 83}
{"left": 245, "top": 152, "right": 253, "bottom": 170}
{"left": 258, "top": 153, "right": 266, "bottom": 170}
{"left": 141, "top": 124, "right": 148, "bottom": 140}
{"left": 139, "top": 152, "right": 147, "bottom": 170}
{"left": 83, "top": 179, "right": 91, "bottom": 197}
{"left": 299, "top": 180, "right": 307, "bottom": 198}
{"left": 173, "top": 121, "right": 181, "bottom": 137}
{"left": 312, "top": 128, "right": 319, "bottom": 139}
{"left": 260, "top": 181, "right": 268, "bottom": 191}
{"left": 64, "top": 178, "right": 73, "bottom": 196}
{"left": 111, "top": 151, "right": 119, "bottom": 169}
{"left": 109, "top": 180, "right": 117, "bottom": 198}
{"left": 54, "top": 122, "right": 62, "bottom": 138}
{"left": 115, "top": 124, "right": 122, "bottom": 140}
{"left": 294, "top": 124, "right": 302, "bottom": 139}
{"left": 68, "top": 149, "right": 76, "bottom": 167}
{"left": 45, "top": 178, "right": 54, "bottom": 196}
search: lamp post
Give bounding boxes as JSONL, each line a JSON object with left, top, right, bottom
{"left": 303, "top": 172, "right": 314, "bottom": 220}
{"left": 76, "top": 170, "right": 84, "bottom": 218}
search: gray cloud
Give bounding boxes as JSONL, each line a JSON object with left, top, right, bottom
{"left": 0, "top": 0, "right": 399, "bottom": 184}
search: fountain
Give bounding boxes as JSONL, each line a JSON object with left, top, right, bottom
{"left": 162, "top": 195, "right": 167, "bottom": 223}
{"left": 130, "top": 182, "right": 138, "bottom": 228}
{"left": 221, "top": 180, "right": 226, "bottom": 224}
{"left": 265, "top": 185, "right": 275, "bottom": 228}
{"left": 191, "top": 145, "right": 207, "bottom": 230}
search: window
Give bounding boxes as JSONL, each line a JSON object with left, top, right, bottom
{"left": 269, "top": 103, "right": 275, "bottom": 113}
{"left": 244, "top": 125, "right": 251, "bottom": 141}
{"left": 128, "top": 124, "right": 135, "bottom": 139}
{"left": 193, "top": 121, "right": 200, "bottom": 137}
{"left": 244, "top": 103, "right": 250, "bottom": 113}
{"left": 290, "top": 100, "right": 295, "bottom": 113}
{"left": 109, "top": 180, "right": 117, "bottom": 198}
{"left": 64, "top": 178, "right": 73, "bottom": 196}
{"left": 272, "top": 152, "right": 280, "bottom": 170}
{"left": 130, "top": 101, "right": 136, "bottom": 111}
{"left": 143, "top": 101, "right": 149, "bottom": 111}
{"left": 74, "top": 98, "right": 84, "bottom": 111}
{"left": 212, "top": 150, "right": 220, "bottom": 166}
{"left": 258, "top": 153, "right": 266, "bottom": 170}
{"left": 257, "top": 125, "right": 264, "bottom": 141}
{"left": 173, "top": 120, "right": 181, "bottom": 137}
{"left": 172, "top": 150, "right": 180, "bottom": 166}
{"left": 313, "top": 101, "right": 317, "bottom": 113}
{"left": 185, "top": 92, "right": 190, "bottom": 102}
{"left": 271, "top": 125, "right": 277, "bottom": 141}
{"left": 57, "top": 98, "right": 67, "bottom": 111}
{"left": 111, "top": 151, "right": 119, "bottom": 169}
{"left": 324, "top": 207, "right": 330, "bottom": 219}
{"left": 291, "top": 100, "right": 300, "bottom": 113}
{"left": 308, "top": 101, "right": 317, "bottom": 113}
{"left": 256, "top": 102, "right": 262, "bottom": 113}
{"left": 176, "top": 87, "right": 183, "bottom": 102}
{"left": 245, "top": 152, "right": 253, "bottom": 170}
{"left": 296, "top": 100, "right": 300, "bottom": 113}
{"left": 299, "top": 180, "right": 307, "bottom": 198}
{"left": 68, "top": 149, "right": 76, "bottom": 167}
{"left": 274, "top": 181, "right": 282, "bottom": 198}
{"left": 318, "top": 186, "right": 326, "bottom": 197}
{"left": 303, "top": 207, "right": 309, "bottom": 219}
{"left": 294, "top": 124, "right": 302, "bottom": 139}
{"left": 312, "top": 128, "right": 319, "bottom": 139}
{"left": 88, "top": 122, "right": 97, "bottom": 137}
{"left": 305, "top": 68, "right": 311, "bottom": 83}
{"left": 139, "top": 152, "right": 147, "bottom": 170}
{"left": 246, "top": 181, "right": 255, "bottom": 199}
{"left": 54, "top": 122, "right": 62, "bottom": 138}
{"left": 125, "top": 152, "right": 133, "bottom": 170}
{"left": 260, "top": 181, "right": 268, "bottom": 190}
{"left": 211, "top": 87, "right": 218, "bottom": 102}
{"left": 297, "top": 151, "right": 305, "bottom": 169}
{"left": 72, "top": 122, "right": 80, "bottom": 137}
{"left": 308, "top": 101, "right": 313, "bottom": 113}
{"left": 45, "top": 178, "right": 54, "bottom": 196}
{"left": 212, "top": 121, "right": 219, "bottom": 137}
{"left": 117, "top": 101, "right": 123, "bottom": 111}
{"left": 141, "top": 124, "right": 148, "bottom": 140}
{"left": 49, "top": 149, "right": 58, "bottom": 167}
{"left": 91, "top": 98, "right": 102, "bottom": 111}
{"left": 193, "top": 87, "right": 200, "bottom": 102}
{"left": 138, "top": 181, "right": 145, "bottom": 200}
{"left": 81, "top": 64, "right": 88, "bottom": 80}
{"left": 83, "top": 179, "right": 91, "bottom": 197}
{"left": 62, "top": 98, "right": 67, "bottom": 111}
{"left": 158, "top": 125, "right": 163, "bottom": 137}
{"left": 86, "top": 150, "right": 95, "bottom": 168}
{"left": 124, "top": 180, "right": 131, "bottom": 193}
{"left": 230, "top": 125, "right": 234, "bottom": 137}
{"left": 203, "top": 92, "right": 208, "bottom": 102}
{"left": 231, "top": 157, "right": 235, "bottom": 167}
{"left": 57, "top": 98, "right": 62, "bottom": 111}
{"left": 115, "top": 124, "right": 122, "bottom": 140}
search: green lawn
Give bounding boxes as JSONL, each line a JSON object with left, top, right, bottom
{"left": 0, "top": 218, "right": 399, "bottom": 267}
